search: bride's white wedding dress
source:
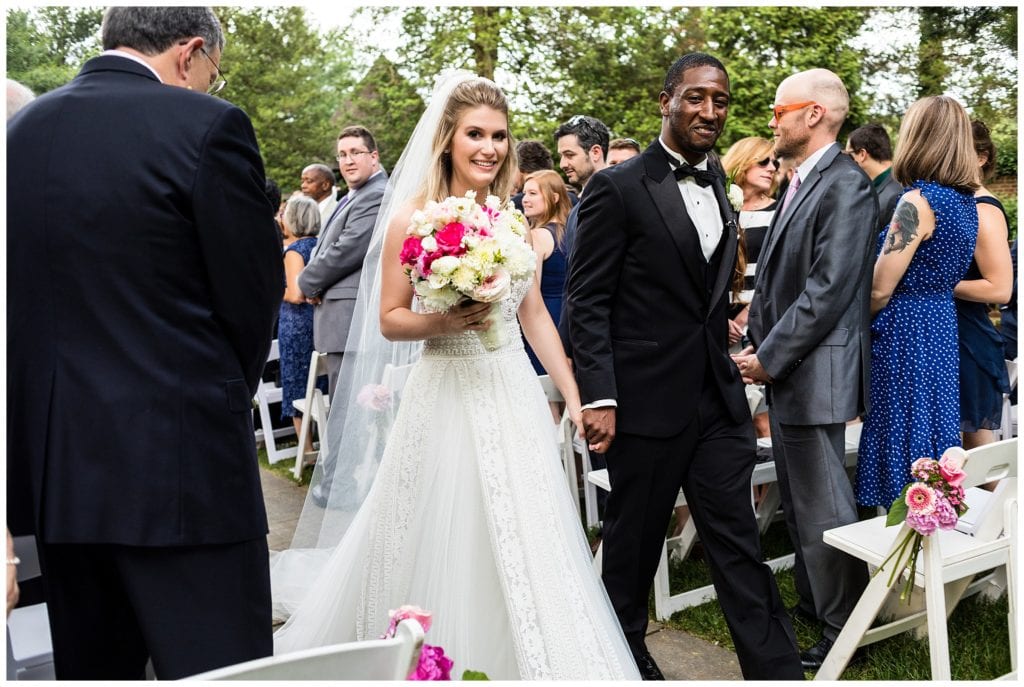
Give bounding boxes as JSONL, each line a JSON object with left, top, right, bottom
{"left": 272, "top": 276, "right": 638, "bottom": 680}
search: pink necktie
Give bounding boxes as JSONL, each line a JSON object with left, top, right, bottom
{"left": 780, "top": 171, "right": 801, "bottom": 216}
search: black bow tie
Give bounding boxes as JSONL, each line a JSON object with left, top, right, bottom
{"left": 672, "top": 162, "right": 717, "bottom": 188}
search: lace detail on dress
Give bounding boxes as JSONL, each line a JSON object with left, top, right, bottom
{"left": 423, "top": 277, "right": 531, "bottom": 358}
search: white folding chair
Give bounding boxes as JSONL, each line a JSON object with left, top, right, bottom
{"left": 817, "top": 439, "right": 1018, "bottom": 681}
{"left": 537, "top": 375, "right": 599, "bottom": 528}
{"left": 996, "top": 358, "right": 1018, "bottom": 441}
{"left": 254, "top": 340, "right": 298, "bottom": 465}
{"left": 185, "top": 618, "right": 425, "bottom": 680}
{"left": 291, "top": 351, "right": 330, "bottom": 480}
{"left": 6, "top": 536, "right": 55, "bottom": 681}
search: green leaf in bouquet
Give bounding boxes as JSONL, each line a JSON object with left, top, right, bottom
{"left": 886, "top": 484, "right": 911, "bottom": 526}
{"left": 462, "top": 669, "right": 490, "bottom": 680}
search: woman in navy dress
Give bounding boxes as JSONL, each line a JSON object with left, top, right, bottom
{"left": 520, "top": 170, "right": 571, "bottom": 377}
{"left": 954, "top": 120, "right": 1013, "bottom": 448}
{"left": 279, "top": 195, "right": 325, "bottom": 455}
{"left": 856, "top": 96, "right": 980, "bottom": 508}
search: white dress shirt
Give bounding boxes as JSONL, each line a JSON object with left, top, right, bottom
{"left": 659, "top": 137, "right": 723, "bottom": 261}
{"left": 102, "top": 49, "right": 162, "bottom": 82}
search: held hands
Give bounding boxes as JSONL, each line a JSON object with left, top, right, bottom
{"left": 440, "top": 300, "right": 494, "bottom": 335}
{"left": 730, "top": 345, "right": 772, "bottom": 384}
{"left": 727, "top": 319, "right": 744, "bottom": 346}
{"left": 581, "top": 407, "right": 616, "bottom": 454}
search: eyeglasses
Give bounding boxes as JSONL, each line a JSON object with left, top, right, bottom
{"left": 198, "top": 47, "right": 227, "bottom": 95}
{"left": 336, "top": 150, "right": 371, "bottom": 163}
{"left": 771, "top": 101, "right": 817, "bottom": 121}
{"left": 755, "top": 157, "right": 780, "bottom": 170}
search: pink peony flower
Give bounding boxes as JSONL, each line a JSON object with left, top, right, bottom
{"left": 470, "top": 269, "right": 511, "bottom": 303}
{"left": 356, "top": 384, "right": 392, "bottom": 412}
{"left": 409, "top": 644, "right": 453, "bottom": 680}
{"left": 938, "top": 452, "right": 967, "bottom": 488}
{"left": 400, "top": 236, "right": 424, "bottom": 266}
{"left": 435, "top": 222, "right": 467, "bottom": 255}
{"left": 385, "top": 605, "right": 432, "bottom": 637}
{"left": 905, "top": 483, "right": 937, "bottom": 515}
{"left": 934, "top": 496, "right": 959, "bottom": 530}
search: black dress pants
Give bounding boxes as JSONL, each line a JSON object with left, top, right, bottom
{"left": 39, "top": 537, "right": 272, "bottom": 680}
{"left": 600, "top": 382, "right": 803, "bottom": 680}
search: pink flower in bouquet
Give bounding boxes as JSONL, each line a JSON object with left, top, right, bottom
{"left": 385, "top": 605, "right": 432, "bottom": 637}
{"left": 400, "top": 236, "right": 424, "bottom": 266}
{"left": 934, "top": 496, "right": 959, "bottom": 530}
{"left": 905, "top": 482, "right": 937, "bottom": 515}
{"left": 435, "top": 222, "right": 467, "bottom": 255}
{"left": 470, "top": 269, "right": 511, "bottom": 303}
{"left": 410, "top": 644, "right": 453, "bottom": 680}
{"left": 906, "top": 510, "right": 939, "bottom": 536}
{"left": 357, "top": 384, "right": 392, "bottom": 412}
{"left": 938, "top": 452, "right": 967, "bottom": 488}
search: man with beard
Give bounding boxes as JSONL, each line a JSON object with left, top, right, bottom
{"left": 567, "top": 52, "right": 802, "bottom": 681}
{"left": 734, "top": 68, "right": 876, "bottom": 671}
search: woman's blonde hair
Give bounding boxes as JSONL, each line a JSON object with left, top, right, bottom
{"left": 418, "top": 78, "right": 517, "bottom": 204}
{"left": 522, "top": 170, "right": 572, "bottom": 246}
{"left": 720, "top": 136, "right": 777, "bottom": 197}
{"left": 892, "top": 95, "right": 979, "bottom": 194}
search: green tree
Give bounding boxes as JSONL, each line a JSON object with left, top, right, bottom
{"left": 332, "top": 55, "right": 424, "bottom": 178}
{"left": 6, "top": 7, "right": 103, "bottom": 94}
{"left": 215, "top": 6, "right": 358, "bottom": 190}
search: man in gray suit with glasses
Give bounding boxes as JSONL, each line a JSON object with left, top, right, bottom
{"left": 299, "top": 125, "right": 387, "bottom": 397}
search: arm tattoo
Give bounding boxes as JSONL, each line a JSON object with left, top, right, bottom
{"left": 883, "top": 200, "right": 920, "bottom": 255}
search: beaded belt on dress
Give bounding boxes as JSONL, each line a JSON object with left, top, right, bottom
{"left": 422, "top": 332, "right": 525, "bottom": 359}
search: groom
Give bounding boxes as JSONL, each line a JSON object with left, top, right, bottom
{"left": 566, "top": 53, "right": 803, "bottom": 680}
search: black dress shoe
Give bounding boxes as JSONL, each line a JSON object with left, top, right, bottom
{"left": 635, "top": 651, "right": 665, "bottom": 681}
{"left": 799, "top": 636, "right": 834, "bottom": 671}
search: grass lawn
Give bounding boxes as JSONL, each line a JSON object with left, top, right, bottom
{"left": 256, "top": 441, "right": 314, "bottom": 487}
{"left": 657, "top": 520, "right": 1012, "bottom": 680}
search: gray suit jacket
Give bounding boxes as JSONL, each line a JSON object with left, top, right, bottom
{"left": 747, "top": 144, "right": 878, "bottom": 425}
{"left": 298, "top": 170, "right": 387, "bottom": 353}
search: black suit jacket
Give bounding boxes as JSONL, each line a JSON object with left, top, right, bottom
{"left": 875, "top": 171, "right": 903, "bottom": 233}
{"left": 567, "top": 141, "right": 749, "bottom": 437}
{"left": 7, "top": 55, "right": 284, "bottom": 545}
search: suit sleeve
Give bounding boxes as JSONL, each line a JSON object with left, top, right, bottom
{"left": 298, "top": 187, "right": 383, "bottom": 298}
{"left": 566, "top": 172, "right": 629, "bottom": 404}
{"left": 556, "top": 204, "right": 579, "bottom": 355}
{"left": 193, "top": 106, "right": 283, "bottom": 395}
{"left": 756, "top": 167, "right": 878, "bottom": 381}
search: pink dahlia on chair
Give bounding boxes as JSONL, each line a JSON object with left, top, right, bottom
{"left": 399, "top": 191, "right": 535, "bottom": 350}
{"left": 383, "top": 605, "right": 484, "bottom": 681}
{"left": 876, "top": 449, "right": 970, "bottom": 603}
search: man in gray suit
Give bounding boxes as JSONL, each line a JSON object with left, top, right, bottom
{"left": 733, "top": 68, "right": 877, "bottom": 671}
{"left": 299, "top": 125, "right": 387, "bottom": 396}
{"left": 845, "top": 123, "right": 902, "bottom": 233}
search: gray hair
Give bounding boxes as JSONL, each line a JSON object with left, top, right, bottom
{"left": 302, "top": 163, "right": 335, "bottom": 185}
{"left": 7, "top": 79, "right": 35, "bottom": 120}
{"left": 101, "top": 7, "right": 225, "bottom": 55}
{"left": 283, "top": 195, "right": 321, "bottom": 238}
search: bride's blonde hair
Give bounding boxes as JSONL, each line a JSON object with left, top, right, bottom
{"left": 418, "top": 78, "right": 517, "bottom": 204}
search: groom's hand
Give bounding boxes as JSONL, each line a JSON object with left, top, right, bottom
{"left": 582, "top": 407, "right": 616, "bottom": 454}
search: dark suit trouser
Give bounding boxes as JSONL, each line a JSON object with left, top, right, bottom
{"left": 602, "top": 383, "right": 803, "bottom": 680}
{"left": 39, "top": 538, "right": 272, "bottom": 680}
{"left": 768, "top": 417, "right": 869, "bottom": 641}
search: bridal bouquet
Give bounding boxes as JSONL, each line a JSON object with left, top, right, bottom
{"left": 399, "top": 191, "right": 535, "bottom": 350}
{"left": 876, "top": 450, "right": 969, "bottom": 603}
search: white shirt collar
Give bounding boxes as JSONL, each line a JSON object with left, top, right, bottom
{"left": 102, "top": 49, "right": 163, "bottom": 82}
{"left": 794, "top": 142, "right": 837, "bottom": 182}
{"left": 658, "top": 137, "right": 708, "bottom": 170}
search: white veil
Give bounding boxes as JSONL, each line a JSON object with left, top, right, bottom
{"left": 270, "top": 70, "right": 481, "bottom": 617}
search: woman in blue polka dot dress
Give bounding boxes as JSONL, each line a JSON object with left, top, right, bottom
{"left": 856, "top": 95, "right": 980, "bottom": 508}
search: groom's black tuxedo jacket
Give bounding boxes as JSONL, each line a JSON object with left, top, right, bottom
{"left": 567, "top": 141, "right": 749, "bottom": 437}
{"left": 7, "top": 55, "right": 284, "bottom": 545}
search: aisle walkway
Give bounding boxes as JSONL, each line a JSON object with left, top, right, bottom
{"left": 259, "top": 467, "right": 743, "bottom": 680}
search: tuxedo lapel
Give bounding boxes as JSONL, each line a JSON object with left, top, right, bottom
{"left": 707, "top": 174, "right": 738, "bottom": 309}
{"left": 641, "top": 149, "right": 703, "bottom": 293}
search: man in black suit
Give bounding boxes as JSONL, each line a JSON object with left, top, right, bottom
{"left": 845, "top": 123, "right": 901, "bottom": 232}
{"left": 7, "top": 7, "right": 283, "bottom": 679}
{"left": 567, "top": 53, "right": 802, "bottom": 680}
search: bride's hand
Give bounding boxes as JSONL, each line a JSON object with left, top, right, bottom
{"left": 440, "top": 300, "right": 494, "bottom": 334}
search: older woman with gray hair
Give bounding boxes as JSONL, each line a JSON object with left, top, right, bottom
{"left": 279, "top": 194, "right": 326, "bottom": 453}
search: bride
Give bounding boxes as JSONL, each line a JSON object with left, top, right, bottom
{"left": 270, "top": 72, "right": 640, "bottom": 680}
